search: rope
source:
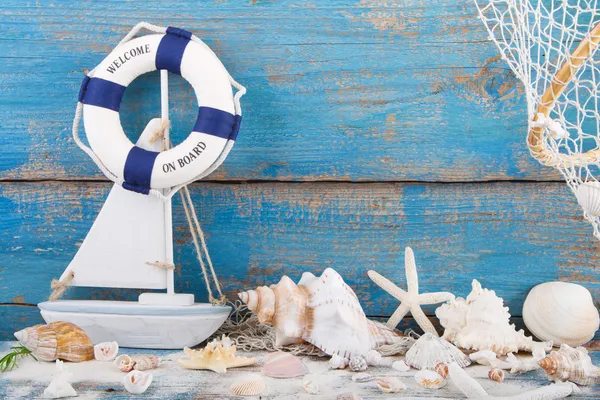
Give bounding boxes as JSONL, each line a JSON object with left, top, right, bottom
{"left": 145, "top": 261, "right": 175, "bottom": 270}
{"left": 49, "top": 271, "right": 75, "bottom": 301}
{"left": 71, "top": 21, "right": 246, "bottom": 201}
{"left": 149, "top": 119, "right": 170, "bottom": 144}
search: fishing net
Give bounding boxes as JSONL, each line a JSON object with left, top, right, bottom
{"left": 474, "top": 0, "right": 600, "bottom": 239}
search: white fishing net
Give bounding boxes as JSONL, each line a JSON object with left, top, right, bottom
{"left": 474, "top": 0, "right": 600, "bottom": 239}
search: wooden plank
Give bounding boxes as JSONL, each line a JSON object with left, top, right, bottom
{"left": 0, "top": 0, "right": 559, "bottom": 182}
{"left": 0, "top": 180, "right": 598, "bottom": 341}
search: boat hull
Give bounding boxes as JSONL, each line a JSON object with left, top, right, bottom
{"left": 38, "top": 300, "right": 231, "bottom": 349}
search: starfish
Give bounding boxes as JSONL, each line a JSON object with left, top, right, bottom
{"left": 368, "top": 246, "right": 455, "bottom": 335}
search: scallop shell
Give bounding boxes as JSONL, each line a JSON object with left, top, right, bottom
{"left": 262, "top": 351, "right": 308, "bottom": 378}
{"left": 415, "top": 370, "right": 447, "bottom": 389}
{"left": 538, "top": 344, "right": 600, "bottom": 386}
{"left": 123, "top": 370, "right": 153, "bottom": 394}
{"left": 489, "top": 368, "right": 505, "bottom": 383}
{"left": 435, "top": 362, "right": 449, "bottom": 379}
{"left": 376, "top": 377, "right": 406, "bottom": 393}
{"left": 523, "top": 281, "right": 599, "bottom": 347}
{"left": 230, "top": 375, "right": 266, "bottom": 396}
{"left": 436, "top": 280, "right": 552, "bottom": 356}
{"left": 392, "top": 360, "right": 410, "bottom": 372}
{"left": 349, "top": 356, "right": 368, "bottom": 372}
{"left": 14, "top": 321, "right": 94, "bottom": 362}
{"left": 115, "top": 354, "right": 136, "bottom": 372}
{"left": 132, "top": 354, "right": 159, "bottom": 371}
{"left": 302, "top": 379, "right": 320, "bottom": 395}
{"left": 575, "top": 181, "right": 600, "bottom": 217}
{"left": 94, "top": 341, "right": 119, "bottom": 361}
{"left": 405, "top": 332, "right": 471, "bottom": 370}
{"left": 238, "top": 269, "right": 405, "bottom": 358}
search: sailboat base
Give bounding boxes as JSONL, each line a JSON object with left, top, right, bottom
{"left": 38, "top": 300, "right": 231, "bottom": 349}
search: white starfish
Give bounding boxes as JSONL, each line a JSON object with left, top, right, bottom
{"left": 368, "top": 246, "right": 455, "bottom": 335}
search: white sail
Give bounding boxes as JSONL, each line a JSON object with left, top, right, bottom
{"left": 59, "top": 119, "right": 170, "bottom": 289}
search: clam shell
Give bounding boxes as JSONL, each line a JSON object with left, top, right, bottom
{"left": 392, "top": 360, "right": 410, "bottom": 372}
{"left": 405, "top": 332, "right": 471, "bottom": 370}
{"left": 415, "top": 369, "right": 447, "bottom": 389}
{"left": 489, "top": 368, "right": 505, "bottom": 383}
{"left": 376, "top": 377, "right": 406, "bottom": 393}
{"left": 523, "top": 281, "right": 599, "bottom": 347}
{"left": 575, "top": 181, "right": 600, "bottom": 217}
{"left": 435, "top": 362, "right": 449, "bottom": 379}
{"left": 262, "top": 351, "right": 308, "bottom": 378}
{"left": 94, "top": 341, "right": 119, "bottom": 361}
{"left": 230, "top": 375, "right": 266, "bottom": 396}
{"left": 538, "top": 344, "right": 600, "bottom": 386}
{"left": 123, "top": 370, "right": 153, "bottom": 394}
{"left": 14, "top": 321, "right": 93, "bottom": 362}
{"left": 132, "top": 354, "right": 159, "bottom": 371}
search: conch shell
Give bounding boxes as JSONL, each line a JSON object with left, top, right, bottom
{"left": 239, "top": 268, "right": 404, "bottom": 358}
{"left": 435, "top": 280, "right": 552, "bottom": 356}
{"left": 14, "top": 321, "right": 94, "bottom": 362}
{"left": 178, "top": 335, "right": 255, "bottom": 373}
{"left": 538, "top": 344, "right": 600, "bottom": 386}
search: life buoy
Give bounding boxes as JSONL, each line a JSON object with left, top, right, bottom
{"left": 76, "top": 25, "right": 243, "bottom": 195}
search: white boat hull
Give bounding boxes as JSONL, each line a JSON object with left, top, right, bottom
{"left": 38, "top": 300, "right": 230, "bottom": 349}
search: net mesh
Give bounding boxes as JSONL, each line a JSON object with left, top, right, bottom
{"left": 474, "top": 0, "right": 600, "bottom": 239}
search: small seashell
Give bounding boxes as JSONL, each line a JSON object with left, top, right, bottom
{"left": 489, "top": 368, "right": 505, "bottom": 383}
{"left": 329, "top": 354, "right": 348, "bottom": 369}
{"left": 302, "top": 379, "right": 320, "bottom": 395}
{"left": 94, "top": 341, "right": 119, "bottom": 361}
{"left": 365, "top": 350, "right": 382, "bottom": 366}
{"left": 405, "top": 332, "right": 470, "bottom": 370}
{"left": 263, "top": 351, "right": 309, "bottom": 378}
{"left": 575, "top": 181, "right": 600, "bottom": 217}
{"left": 132, "top": 354, "right": 159, "bottom": 371}
{"left": 14, "top": 321, "right": 94, "bottom": 362}
{"left": 123, "top": 370, "right": 153, "bottom": 394}
{"left": 523, "top": 281, "right": 599, "bottom": 347}
{"left": 115, "top": 354, "right": 136, "bottom": 372}
{"left": 351, "top": 372, "right": 374, "bottom": 383}
{"left": 337, "top": 393, "right": 362, "bottom": 400}
{"left": 376, "top": 377, "right": 406, "bottom": 393}
{"left": 349, "top": 356, "right": 368, "bottom": 372}
{"left": 392, "top": 360, "right": 410, "bottom": 372}
{"left": 435, "top": 362, "right": 449, "bottom": 379}
{"left": 538, "top": 344, "right": 600, "bottom": 386}
{"left": 415, "top": 369, "right": 447, "bottom": 389}
{"left": 230, "top": 374, "right": 266, "bottom": 396}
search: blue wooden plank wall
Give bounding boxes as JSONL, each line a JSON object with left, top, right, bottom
{"left": 0, "top": 0, "right": 598, "bottom": 340}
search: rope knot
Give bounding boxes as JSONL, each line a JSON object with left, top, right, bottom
{"left": 49, "top": 271, "right": 75, "bottom": 301}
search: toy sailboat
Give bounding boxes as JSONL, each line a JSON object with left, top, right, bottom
{"left": 37, "top": 23, "right": 245, "bottom": 349}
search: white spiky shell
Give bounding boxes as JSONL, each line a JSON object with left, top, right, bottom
{"left": 230, "top": 375, "right": 266, "bottom": 396}
{"left": 523, "top": 282, "right": 599, "bottom": 347}
{"left": 404, "top": 333, "right": 471, "bottom": 370}
{"left": 436, "top": 280, "right": 552, "bottom": 356}
{"left": 575, "top": 181, "right": 600, "bottom": 217}
{"left": 239, "top": 268, "right": 404, "bottom": 358}
{"left": 414, "top": 370, "right": 447, "bottom": 389}
{"left": 538, "top": 344, "right": 600, "bottom": 386}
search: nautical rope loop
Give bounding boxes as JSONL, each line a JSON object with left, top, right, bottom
{"left": 72, "top": 22, "right": 246, "bottom": 200}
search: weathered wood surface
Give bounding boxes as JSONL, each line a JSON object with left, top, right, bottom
{"left": 0, "top": 181, "right": 598, "bottom": 338}
{"left": 1, "top": 342, "right": 599, "bottom": 399}
{"left": 0, "top": 0, "right": 559, "bottom": 182}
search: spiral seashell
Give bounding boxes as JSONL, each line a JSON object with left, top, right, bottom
{"left": 238, "top": 286, "right": 276, "bottom": 324}
{"left": 115, "top": 354, "right": 136, "bottom": 372}
{"left": 94, "top": 341, "right": 119, "bottom": 361}
{"left": 523, "top": 281, "right": 599, "bottom": 347}
{"left": 14, "top": 321, "right": 94, "bottom": 362}
{"left": 123, "top": 370, "right": 153, "bottom": 394}
{"left": 435, "top": 362, "right": 449, "bottom": 379}
{"left": 349, "top": 356, "right": 368, "bottom": 372}
{"left": 132, "top": 354, "right": 159, "bottom": 371}
{"left": 415, "top": 370, "right": 447, "bottom": 389}
{"left": 230, "top": 375, "right": 265, "bottom": 396}
{"left": 538, "top": 344, "right": 600, "bottom": 386}
{"left": 488, "top": 368, "right": 505, "bottom": 382}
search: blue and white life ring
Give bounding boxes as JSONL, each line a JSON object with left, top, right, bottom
{"left": 74, "top": 24, "right": 245, "bottom": 197}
